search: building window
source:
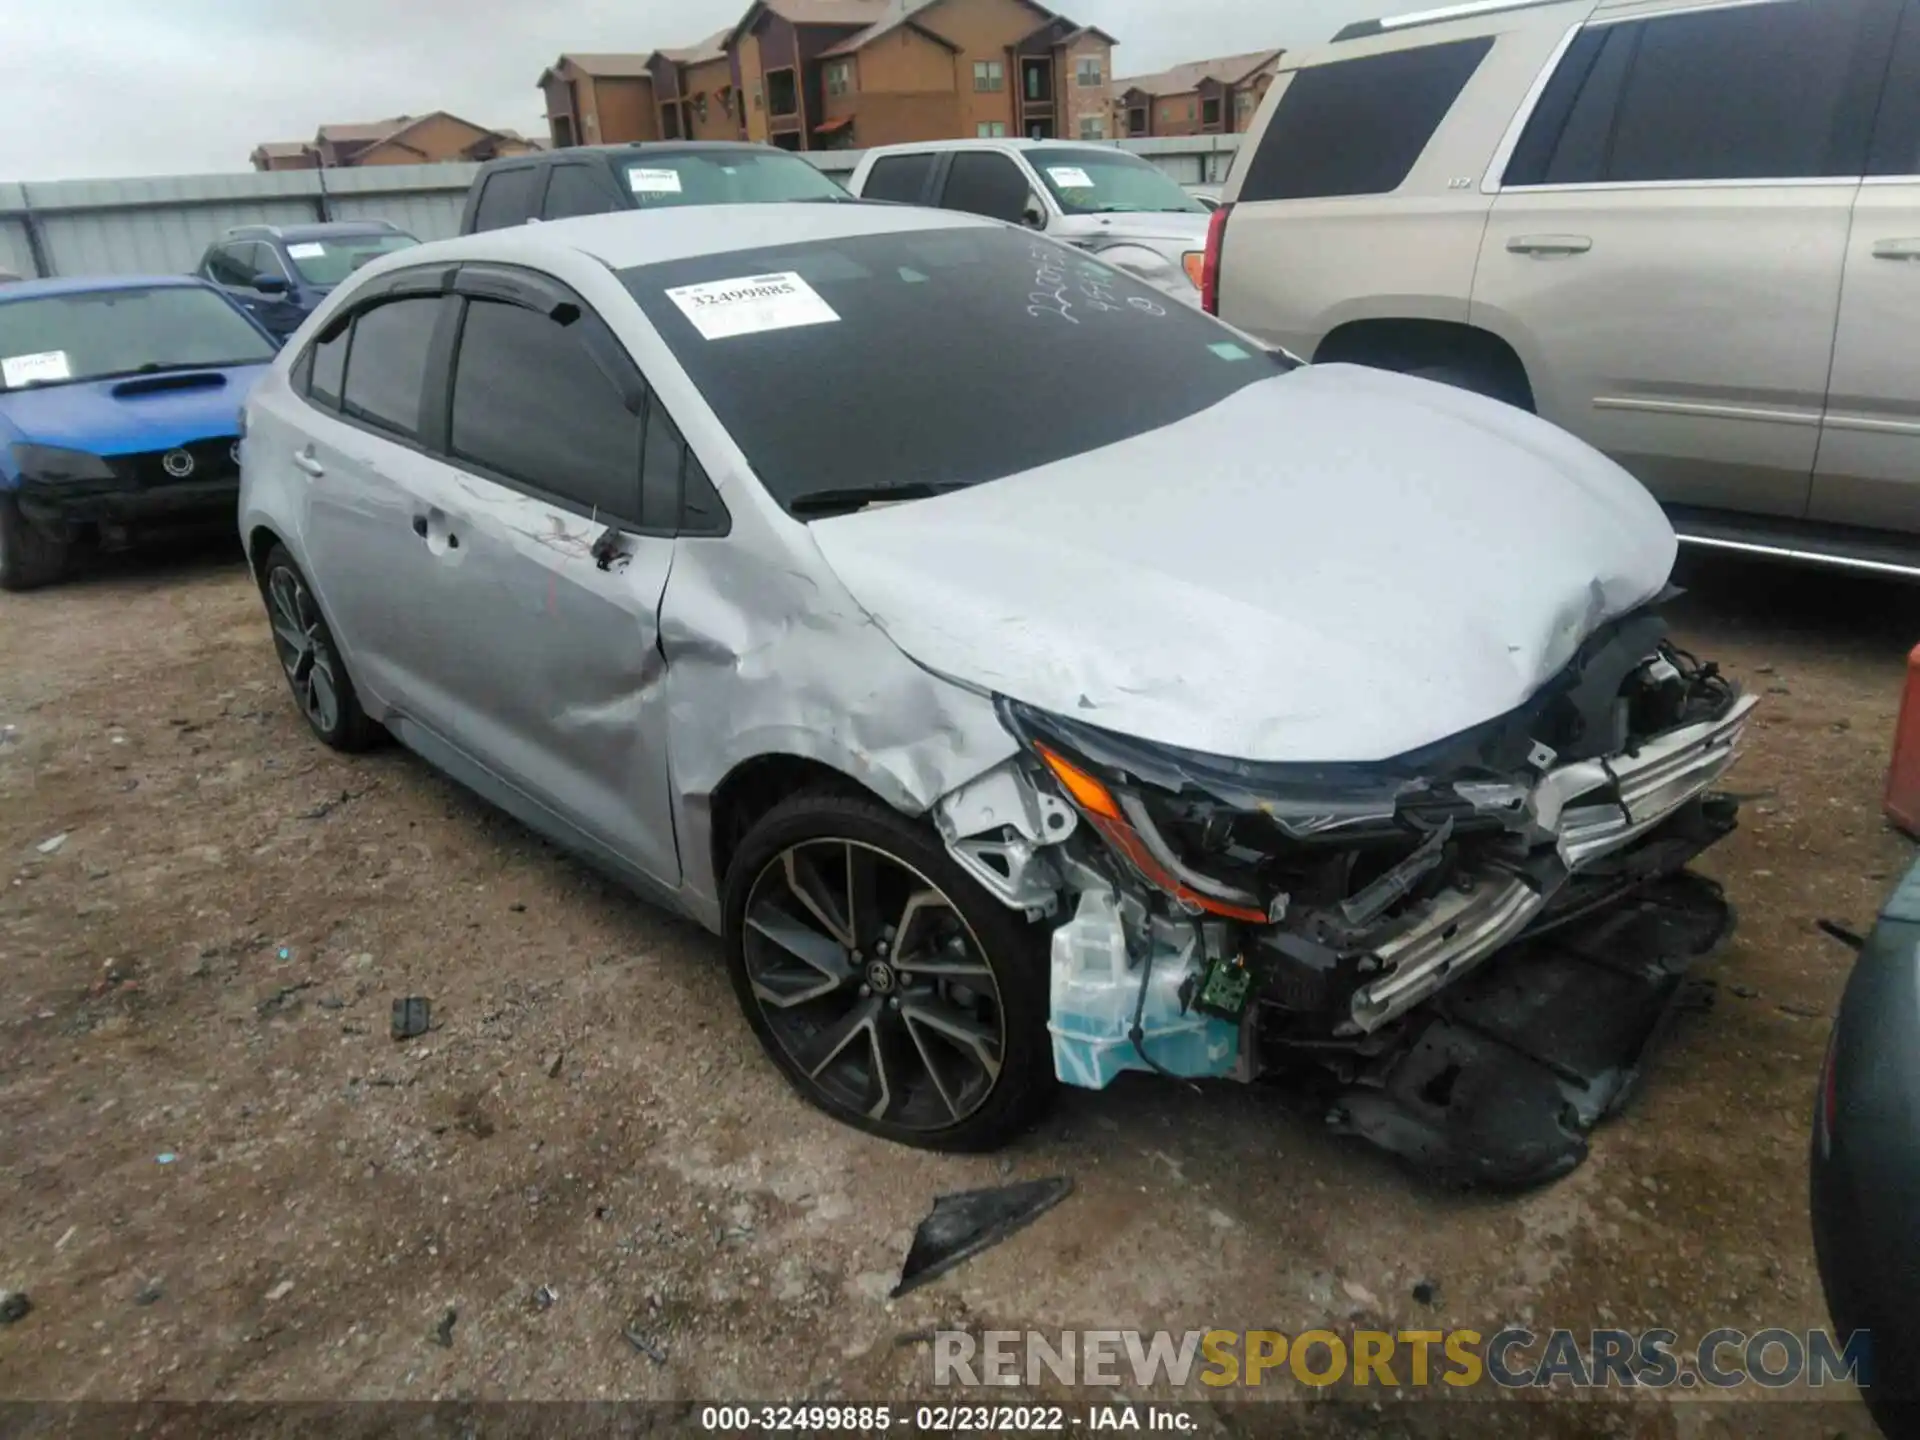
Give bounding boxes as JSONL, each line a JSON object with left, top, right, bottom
{"left": 766, "top": 68, "right": 798, "bottom": 117}
{"left": 1079, "top": 115, "right": 1106, "bottom": 139}
{"left": 976, "top": 121, "right": 1008, "bottom": 137}
{"left": 974, "top": 60, "right": 1004, "bottom": 92}
{"left": 1202, "top": 96, "right": 1222, "bottom": 128}
{"left": 1128, "top": 106, "right": 1147, "bottom": 136}
{"left": 1076, "top": 56, "right": 1103, "bottom": 87}
{"left": 825, "top": 60, "right": 852, "bottom": 97}
{"left": 753, "top": 84, "right": 763, "bottom": 110}
{"left": 1186, "top": 99, "right": 1196, "bottom": 120}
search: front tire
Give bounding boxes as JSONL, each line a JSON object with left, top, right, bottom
{"left": 258, "top": 544, "right": 380, "bottom": 751}
{"left": 0, "top": 495, "right": 69, "bottom": 591}
{"left": 723, "top": 790, "right": 1055, "bottom": 1152}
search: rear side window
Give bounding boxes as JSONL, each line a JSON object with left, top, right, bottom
{"left": 1238, "top": 38, "right": 1493, "bottom": 201}
{"left": 448, "top": 298, "right": 646, "bottom": 524}
{"left": 1506, "top": 0, "right": 1884, "bottom": 186}
{"left": 472, "top": 167, "right": 540, "bottom": 231}
{"left": 862, "top": 153, "right": 936, "bottom": 202}
{"left": 1869, "top": 0, "right": 1920, "bottom": 175}
{"left": 940, "top": 152, "right": 1035, "bottom": 223}
{"left": 340, "top": 296, "right": 448, "bottom": 439}
{"left": 306, "top": 323, "right": 349, "bottom": 409}
{"left": 542, "top": 164, "right": 620, "bottom": 220}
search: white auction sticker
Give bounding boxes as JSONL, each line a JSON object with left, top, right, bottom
{"left": 1047, "top": 166, "right": 1095, "bottom": 189}
{"left": 2, "top": 350, "right": 72, "bottom": 388}
{"left": 286, "top": 242, "right": 327, "bottom": 259}
{"left": 664, "top": 272, "right": 840, "bottom": 341}
{"left": 628, "top": 167, "right": 684, "bottom": 194}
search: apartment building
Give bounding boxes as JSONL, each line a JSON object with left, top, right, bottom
{"left": 539, "top": 54, "right": 664, "bottom": 147}
{"left": 250, "top": 114, "right": 542, "bottom": 171}
{"left": 1113, "top": 48, "right": 1283, "bottom": 139}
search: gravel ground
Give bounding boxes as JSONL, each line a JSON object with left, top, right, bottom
{"left": 0, "top": 540, "right": 1913, "bottom": 1434}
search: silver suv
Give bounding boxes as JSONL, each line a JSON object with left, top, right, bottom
{"left": 1206, "top": 0, "right": 1920, "bottom": 577}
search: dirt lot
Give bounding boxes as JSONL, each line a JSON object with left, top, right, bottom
{"left": 1, "top": 541, "right": 1914, "bottom": 1433}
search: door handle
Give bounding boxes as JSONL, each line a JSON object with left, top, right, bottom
{"left": 1507, "top": 234, "right": 1592, "bottom": 257}
{"left": 1871, "top": 239, "right": 1920, "bottom": 261}
{"left": 292, "top": 448, "right": 325, "bottom": 478}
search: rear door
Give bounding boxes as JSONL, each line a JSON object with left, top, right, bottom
{"left": 467, "top": 163, "right": 547, "bottom": 232}
{"left": 1809, "top": 0, "right": 1920, "bottom": 533}
{"left": 409, "top": 264, "right": 685, "bottom": 887}
{"left": 295, "top": 282, "right": 461, "bottom": 720}
{"left": 857, "top": 151, "right": 941, "bottom": 203}
{"left": 936, "top": 150, "right": 1044, "bottom": 225}
{"left": 1473, "top": 0, "right": 1897, "bottom": 519}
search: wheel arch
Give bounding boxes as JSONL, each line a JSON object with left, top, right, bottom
{"left": 706, "top": 751, "right": 904, "bottom": 904}
{"left": 1313, "top": 317, "right": 1537, "bottom": 412}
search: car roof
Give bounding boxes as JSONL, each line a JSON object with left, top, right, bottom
{"left": 485, "top": 141, "right": 790, "bottom": 169}
{"left": 396, "top": 200, "right": 997, "bottom": 275}
{"left": 252, "top": 222, "right": 406, "bottom": 242}
{"left": 861, "top": 138, "right": 1118, "bottom": 157}
{"left": 0, "top": 274, "right": 213, "bottom": 302}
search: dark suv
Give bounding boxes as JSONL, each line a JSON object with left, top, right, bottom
{"left": 460, "top": 142, "right": 853, "bottom": 233}
{"left": 197, "top": 221, "right": 419, "bottom": 341}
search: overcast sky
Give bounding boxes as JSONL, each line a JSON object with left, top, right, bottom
{"left": 0, "top": 0, "right": 1383, "bottom": 182}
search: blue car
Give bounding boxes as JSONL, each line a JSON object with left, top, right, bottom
{"left": 0, "top": 274, "right": 278, "bottom": 590}
{"left": 196, "top": 221, "right": 418, "bottom": 341}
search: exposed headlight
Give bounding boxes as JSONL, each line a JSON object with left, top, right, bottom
{"left": 9, "top": 443, "right": 115, "bottom": 482}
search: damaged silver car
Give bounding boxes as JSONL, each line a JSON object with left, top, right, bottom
{"left": 239, "top": 201, "right": 1753, "bottom": 1188}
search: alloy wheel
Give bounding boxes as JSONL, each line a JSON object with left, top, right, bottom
{"left": 741, "top": 839, "right": 1007, "bottom": 1131}
{"left": 265, "top": 564, "right": 342, "bottom": 736}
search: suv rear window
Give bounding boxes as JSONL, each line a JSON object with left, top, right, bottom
{"left": 621, "top": 226, "right": 1285, "bottom": 513}
{"left": 1238, "top": 38, "right": 1493, "bottom": 202}
{"left": 619, "top": 149, "right": 847, "bottom": 207}
{"left": 472, "top": 167, "right": 540, "bottom": 231}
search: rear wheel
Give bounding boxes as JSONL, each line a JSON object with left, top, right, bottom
{"left": 1403, "top": 360, "right": 1530, "bottom": 410}
{"left": 0, "top": 495, "right": 69, "bottom": 591}
{"left": 723, "top": 790, "right": 1055, "bottom": 1152}
{"left": 259, "top": 544, "right": 381, "bottom": 751}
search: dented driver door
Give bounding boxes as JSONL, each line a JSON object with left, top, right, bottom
{"left": 395, "top": 271, "right": 681, "bottom": 890}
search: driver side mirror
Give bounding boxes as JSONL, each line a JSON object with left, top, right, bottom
{"left": 1021, "top": 194, "right": 1048, "bottom": 230}
{"left": 253, "top": 274, "right": 290, "bottom": 295}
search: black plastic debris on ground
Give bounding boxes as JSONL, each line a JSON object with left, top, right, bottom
{"left": 391, "top": 997, "right": 431, "bottom": 1042}
{"left": 432, "top": 1307, "right": 457, "bottom": 1347}
{"left": 890, "top": 1177, "right": 1074, "bottom": 1300}
{"left": 0, "top": 1291, "right": 30, "bottom": 1324}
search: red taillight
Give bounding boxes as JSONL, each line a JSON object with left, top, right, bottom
{"left": 1200, "top": 201, "right": 1231, "bottom": 316}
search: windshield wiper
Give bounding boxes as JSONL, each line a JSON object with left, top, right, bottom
{"left": 788, "top": 482, "right": 966, "bottom": 518}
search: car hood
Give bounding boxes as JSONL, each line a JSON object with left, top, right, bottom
{"left": 0, "top": 367, "right": 268, "bottom": 456}
{"left": 1052, "top": 212, "right": 1212, "bottom": 248}
{"left": 807, "top": 363, "right": 1677, "bottom": 765}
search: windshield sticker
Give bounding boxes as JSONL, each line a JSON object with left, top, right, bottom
{"left": 664, "top": 272, "right": 841, "bottom": 341}
{"left": 286, "top": 242, "right": 327, "bottom": 259}
{"left": 1047, "top": 166, "right": 1095, "bottom": 189}
{"left": 1209, "top": 341, "right": 1253, "bottom": 362}
{"left": 2, "top": 350, "right": 72, "bottom": 388}
{"left": 628, "top": 167, "right": 684, "bottom": 194}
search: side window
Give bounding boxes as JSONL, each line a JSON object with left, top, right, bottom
{"left": 340, "top": 296, "right": 449, "bottom": 439}
{"left": 940, "top": 151, "right": 1036, "bottom": 223}
{"left": 448, "top": 297, "right": 645, "bottom": 524}
{"left": 1869, "top": 0, "right": 1920, "bottom": 176}
{"left": 542, "top": 164, "right": 619, "bottom": 220}
{"left": 252, "top": 244, "right": 290, "bottom": 282}
{"left": 863, "top": 153, "right": 936, "bottom": 202}
{"left": 472, "top": 167, "right": 540, "bottom": 231}
{"left": 641, "top": 391, "right": 687, "bottom": 527}
{"left": 1511, "top": 0, "right": 1883, "bottom": 186}
{"left": 206, "top": 244, "right": 256, "bottom": 286}
{"left": 681, "top": 450, "right": 727, "bottom": 534}
{"left": 305, "top": 322, "right": 349, "bottom": 409}
{"left": 1237, "top": 38, "right": 1493, "bottom": 201}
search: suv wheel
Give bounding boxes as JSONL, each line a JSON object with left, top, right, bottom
{"left": 0, "top": 495, "right": 69, "bottom": 592}
{"left": 259, "top": 544, "right": 381, "bottom": 751}
{"left": 1403, "top": 360, "right": 1530, "bottom": 411}
{"left": 722, "top": 790, "right": 1055, "bottom": 1152}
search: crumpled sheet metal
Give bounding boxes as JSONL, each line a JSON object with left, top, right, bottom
{"left": 661, "top": 525, "right": 1019, "bottom": 929}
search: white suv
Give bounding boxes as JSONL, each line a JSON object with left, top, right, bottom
{"left": 1205, "top": 0, "right": 1920, "bottom": 577}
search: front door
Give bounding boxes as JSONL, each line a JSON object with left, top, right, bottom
{"left": 1472, "top": 0, "right": 1892, "bottom": 519}
{"left": 409, "top": 270, "right": 682, "bottom": 887}
{"left": 1809, "top": 0, "right": 1920, "bottom": 533}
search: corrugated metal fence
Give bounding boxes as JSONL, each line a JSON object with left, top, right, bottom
{"left": 0, "top": 136, "right": 1242, "bottom": 281}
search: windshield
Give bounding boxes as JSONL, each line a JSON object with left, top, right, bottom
{"left": 622, "top": 225, "right": 1284, "bottom": 514}
{"left": 285, "top": 233, "right": 418, "bottom": 286}
{"left": 0, "top": 285, "right": 274, "bottom": 392}
{"left": 622, "top": 150, "right": 848, "bottom": 207}
{"left": 1031, "top": 148, "right": 1209, "bottom": 215}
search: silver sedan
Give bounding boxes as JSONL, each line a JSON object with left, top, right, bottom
{"left": 239, "top": 202, "right": 1752, "bottom": 1183}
